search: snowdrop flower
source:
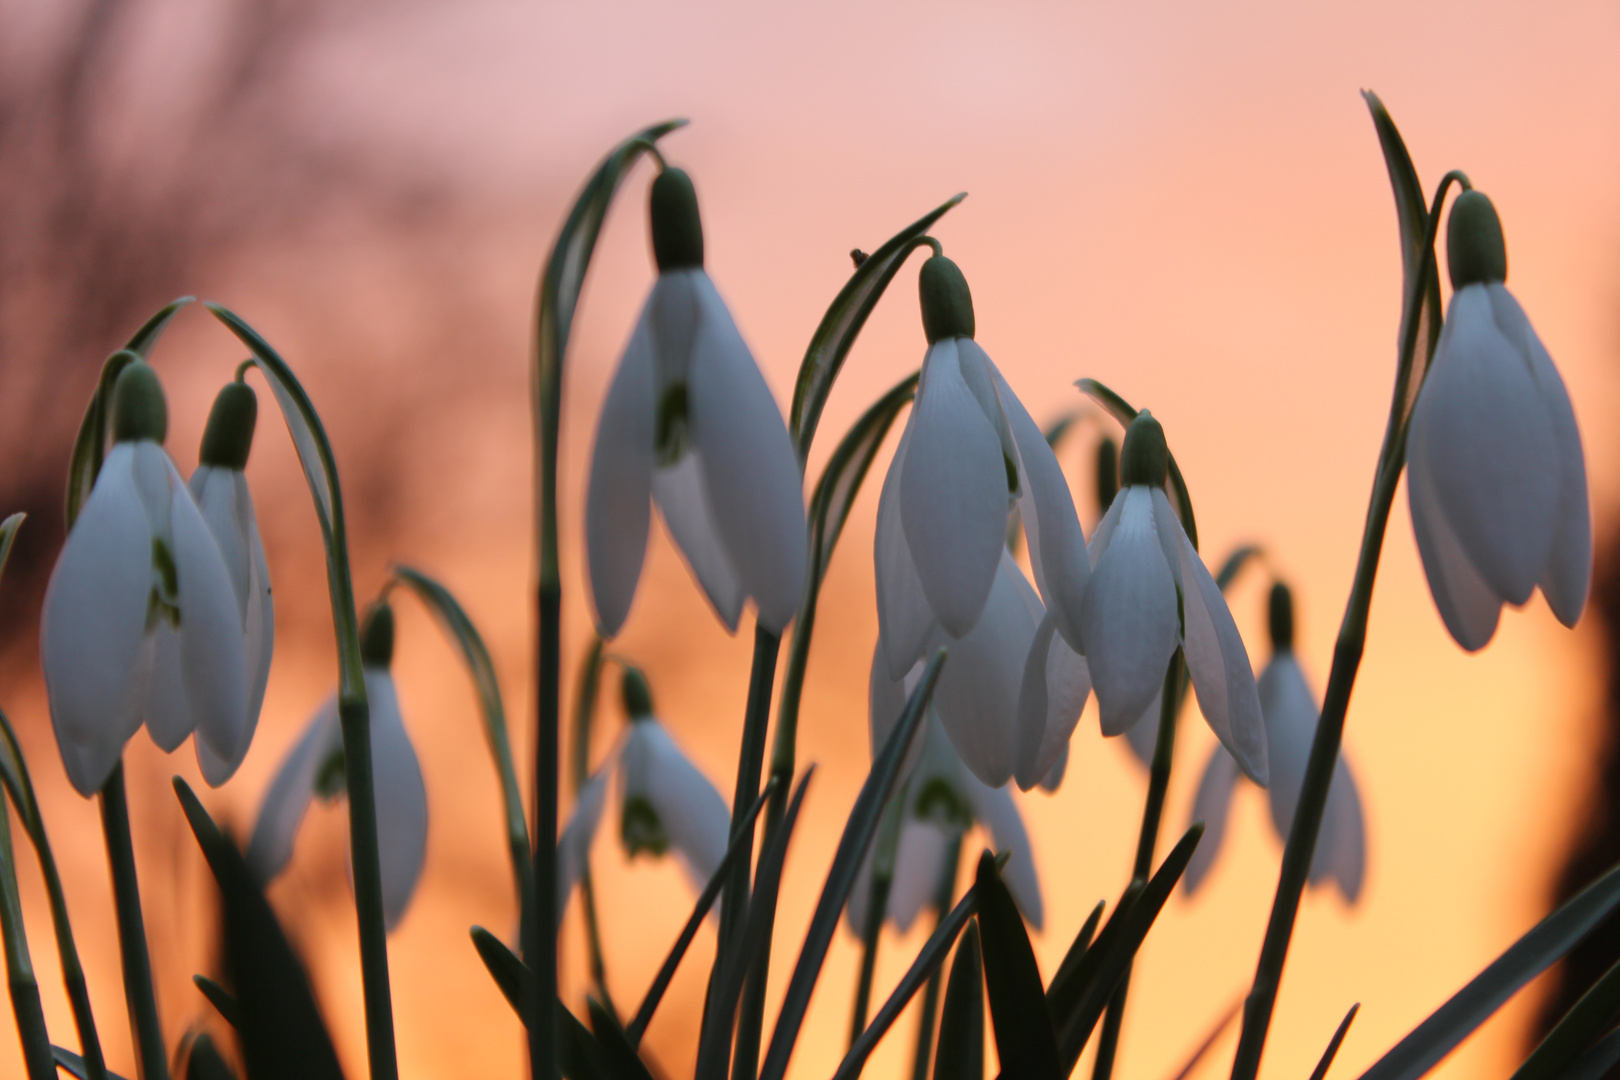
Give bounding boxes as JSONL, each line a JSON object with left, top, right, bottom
{"left": 1406, "top": 190, "right": 1590, "bottom": 651}
{"left": 1185, "top": 584, "right": 1365, "bottom": 902}
{"left": 617, "top": 668, "right": 731, "bottom": 892}
{"left": 1065, "top": 412, "right": 1268, "bottom": 785}
{"left": 851, "top": 709, "right": 1041, "bottom": 932}
{"left": 247, "top": 603, "right": 427, "bottom": 930}
{"left": 156, "top": 380, "right": 274, "bottom": 786}
{"left": 875, "top": 255, "right": 1090, "bottom": 680}
{"left": 41, "top": 361, "right": 248, "bottom": 796}
{"left": 586, "top": 167, "right": 807, "bottom": 638}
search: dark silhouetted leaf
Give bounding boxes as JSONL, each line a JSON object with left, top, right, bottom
{"left": 1562, "top": 1026, "right": 1620, "bottom": 1080}
{"left": 468, "top": 928, "right": 610, "bottom": 1080}
{"left": 52, "top": 1047, "right": 129, "bottom": 1080}
{"left": 1512, "top": 951, "right": 1620, "bottom": 1080}
{"left": 1045, "top": 900, "right": 1106, "bottom": 1018}
{"left": 1213, "top": 546, "right": 1262, "bottom": 592}
{"left": 1308, "top": 1004, "right": 1359, "bottom": 1080}
{"left": 976, "top": 852, "right": 1058, "bottom": 1080}
{"left": 182, "top": 1032, "right": 237, "bottom": 1080}
{"left": 1049, "top": 884, "right": 1141, "bottom": 1031}
{"left": 588, "top": 999, "right": 657, "bottom": 1080}
{"left": 807, "top": 372, "right": 917, "bottom": 585}
{"left": 935, "top": 923, "right": 985, "bottom": 1080}
{"left": 193, "top": 976, "right": 239, "bottom": 1029}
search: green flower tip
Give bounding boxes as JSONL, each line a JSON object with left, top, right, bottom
{"left": 360, "top": 602, "right": 395, "bottom": 668}
{"left": 111, "top": 361, "right": 168, "bottom": 444}
{"left": 1447, "top": 190, "right": 1507, "bottom": 289}
{"left": 621, "top": 796, "right": 669, "bottom": 857}
{"left": 621, "top": 666, "right": 655, "bottom": 720}
{"left": 1095, "top": 435, "right": 1120, "bottom": 511}
{"left": 1268, "top": 581, "right": 1295, "bottom": 652}
{"left": 199, "top": 382, "right": 257, "bottom": 470}
{"left": 650, "top": 167, "right": 704, "bottom": 271}
{"left": 1119, "top": 410, "right": 1168, "bottom": 488}
{"left": 919, "top": 255, "right": 975, "bottom": 344}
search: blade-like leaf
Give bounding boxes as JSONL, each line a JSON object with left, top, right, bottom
{"left": 52, "top": 1048, "right": 130, "bottom": 1080}
{"left": 1308, "top": 1004, "right": 1359, "bottom": 1080}
{"left": 935, "top": 923, "right": 985, "bottom": 1080}
{"left": 1043, "top": 411, "right": 1085, "bottom": 452}
{"left": 628, "top": 779, "right": 778, "bottom": 1045}
{"left": 471, "top": 926, "right": 531, "bottom": 1015}
{"left": 1512, "top": 951, "right": 1620, "bottom": 1080}
{"left": 125, "top": 297, "right": 194, "bottom": 358}
{"left": 1045, "top": 900, "right": 1108, "bottom": 1018}
{"left": 759, "top": 651, "right": 948, "bottom": 1080}
{"left": 807, "top": 372, "right": 918, "bottom": 584}
{"left": 0, "top": 791, "right": 52, "bottom": 1080}
{"left": 1073, "top": 379, "right": 1198, "bottom": 551}
{"left": 1360, "top": 860, "right": 1620, "bottom": 1080}
{"left": 790, "top": 194, "right": 965, "bottom": 465}
{"left": 1056, "top": 824, "right": 1205, "bottom": 1077}
{"left": 588, "top": 999, "right": 657, "bottom": 1080}
{"left": 465, "top": 940, "right": 613, "bottom": 1080}
{"left": 1362, "top": 91, "right": 1443, "bottom": 421}
{"left": 976, "top": 852, "right": 1059, "bottom": 1080}
{"left": 1213, "top": 545, "right": 1262, "bottom": 593}
{"left": 173, "top": 779, "right": 345, "bottom": 1080}
{"left": 834, "top": 885, "right": 981, "bottom": 1080}
{"left": 192, "top": 975, "right": 239, "bottom": 1029}
{"left": 1166, "top": 999, "right": 1243, "bottom": 1080}
{"left": 0, "top": 512, "right": 23, "bottom": 587}
{"left": 1562, "top": 1026, "right": 1620, "bottom": 1080}
{"left": 181, "top": 1032, "right": 237, "bottom": 1080}
{"left": 1048, "top": 884, "right": 1141, "bottom": 1030}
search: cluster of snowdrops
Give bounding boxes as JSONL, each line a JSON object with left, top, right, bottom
{"left": 0, "top": 94, "right": 1609, "bottom": 1080}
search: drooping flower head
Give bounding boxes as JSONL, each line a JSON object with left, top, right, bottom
{"left": 1186, "top": 582, "right": 1365, "bottom": 902}
{"left": 586, "top": 166, "right": 808, "bottom": 638}
{"left": 1406, "top": 190, "right": 1590, "bottom": 651}
{"left": 42, "top": 361, "right": 248, "bottom": 795}
{"left": 247, "top": 602, "right": 427, "bottom": 930}
{"left": 1067, "top": 411, "right": 1269, "bottom": 785}
{"left": 875, "top": 255, "right": 1090, "bottom": 682}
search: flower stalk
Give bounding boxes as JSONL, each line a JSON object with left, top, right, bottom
{"left": 99, "top": 764, "right": 167, "bottom": 1080}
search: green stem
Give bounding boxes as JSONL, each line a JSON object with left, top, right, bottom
{"left": 719, "top": 627, "right": 782, "bottom": 1080}
{"left": 850, "top": 874, "right": 892, "bottom": 1049}
{"left": 569, "top": 637, "right": 615, "bottom": 1017}
{"left": 338, "top": 696, "right": 397, "bottom": 1080}
{"left": 526, "top": 580, "right": 561, "bottom": 1080}
{"left": 99, "top": 764, "right": 167, "bottom": 1080}
{"left": 0, "top": 793, "right": 53, "bottom": 1080}
{"left": 909, "top": 832, "right": 963, "bottom": 1080}
{"left": 1092, "top": 653, "right": 1184, "bottom": 1080}
{"left": 1229, "top": 171, "right": 1467, "bottom": 1080}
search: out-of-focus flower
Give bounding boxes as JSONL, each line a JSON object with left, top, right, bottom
{"left": 1406, "top": 190, "right": 1590, "bottom": 651}
{"left": 875, "top": 255, "right": 1090, "bottom": 680}
{"left": 556, "top": 768, "right": 609, "bottom": 924}
{"left": 42, "top": 361, "right": 248, "bottom": 796}
{"left": 247, "top": 603, "right": 427, "bottom": 931}
{"left": 586, "top": 167, "right": 807, "bottom": 638}
{"left": 1185, "top": 584, "right": 1364, "bottom": 902}
{"left": 1061, "top": 411, "right": 1268, "bottom": 785}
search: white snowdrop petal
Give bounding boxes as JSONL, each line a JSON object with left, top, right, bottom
{"left": 653, "top": 453, "right": 746, "bottom": 633}
{"left": 1407, "top": 415, "right": 1503, "bottom": 651}
{"left": 1258, "top": 654, "right": 1318, "bottom": 841}
{"left": 1123, "top": 692, "right": 1161, "bottom": 767}
{"left": 557, "top": 769, "right": 611, "bottom": 921}
{"left": 1038, "top": 743, "right": 1069, "bottom": 793}
{"left": 1086, "top": 492, "right": 1126, "bottom": 571}
{"left": 888, "top": 820, "right": 951, "bottom": 934}
{"left": 55, "top": 730, "right": 128, "bottom": 800}
{"left": 686, "top": 274, "right": 808, "bottom": 633}
{"left": 869, "top": 646, "right": 927, "bottom": 782}
{"left": 246, "top": 695, "right": 342, "bottom": 883}
{"left": 1148, "top": 488, "right": 1186, "bottom": 595}
{"left": 143, "top": 625, "right": 193, "bottom": 752}
{"left": 1173, "top": 509, "right": 1267, "bottom": 786}
{"left": 1415, "top": 285, "right": 1557, "bottom": 604}
{"left": 875, "top": 428, "right": 937, "bottom": 677}
{"left": 640, "top": 722, "right": 731, "bottom": 891}
{"left": 901, "top": 340, "right": 1011, "bottom": 639}
{"left": 964, "top": 778, "right": 1042, "bottom": 930}
{"left": 1184, "top": 747, "right": 1240, "bottom": 895}
{"left": 1079, "top": 489, "right": 1179, "bottom": 737}
{"left": 647, "top": 271, "right": 703, "bottom": 387}
{"left": 41, "top": 443, "right": 156, "bottom": 754}
{"left": 367, "top": 671, "right": 429, "bottom": 931}
{"left": 1014, "top": 612, "right": 1091, "bottom": 791}
{"left": 238, "top": 479, "right": 275, "bottom": 768}
{"left": 585, "top": 314, "right": 656, "bottom": 638}
{"left": 170, "top": 466, "right": 251, "bottom": 771}
{"left": 1327, "top": 757, "right": 1367, "bottom": 904}
{"left": 934, "top": 554, "right": 1041, "bottom": 788}
{"left": 981, "top": 353, "right": 1090, "bottom": 651}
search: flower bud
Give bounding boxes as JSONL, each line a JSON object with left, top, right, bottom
{"left": 199, "top": 381, "right": 258, "bottom": 470}
{"left": 1119, "top": 410, "right": 1169, "bottom": 488}
{"left": 650, "top": 167, "right": 704, "bottom": 272}
{"left": 111, "top": 359, "right": 167, "bottom": 444}
{"left": 1268, "top": 581, "right": 1294, "bottom": 652}
{"left": 1447, "top": 190, "right": 1507, "bottom": 289}
{"left": 360, "top": 602, "right": 395, "bottom": 668}
{"left": 1095, "top": 435, "right": 1120, "bottom": 511}
{"left": 621, "top": 666, "right": 655, "bottom": 720}
{"left": 918, "top": 255, "right": 975, "bottom": 344}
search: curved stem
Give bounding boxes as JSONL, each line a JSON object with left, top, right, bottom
{"left": 568, "top": 638, "right": 615, "bottom": 1016}
{"left": 1229, "top": 171, "right": 1467, "bottom": 1080}
{"left": 99, "top": 765, "right": 167, "bottom": 1080}
{"left": 849, "top": 874, "right": 891, "bottom": 1049}
{"left": 909, "top": 832, "right": 964, "bottom": 1080}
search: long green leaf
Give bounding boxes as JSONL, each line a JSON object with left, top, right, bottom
{"left": 807, "top": 372, "right": 919, "bottom": 585}
{"left": 1360, "top": 860, "right": 1620, "bottom": 1080}
{"left": 466, "top": 934, "right": 611, "bottom": 1080}
{"left": 1562, "top": 1026, "right": 1620, "bottom": 1080}
{"left": 192, "top": 975, "right": 239, "bottom": 1029}
{"left": 0, "top": 791, "right": 52, "bottom": 1079}
{"left": 587, "top": 999, "right": 657, "bottom": 1080}
{"left": 1043, "top": 900, "right": 1106, "bottom": 1016}
{"left": 935, "top": 923, "right": 985, "bottom": 1080}
{"left": 1073, "top": 379, "right": 1199, "bottom": 550}
{"left": 0, "top": 513, "right": 23, "bottom": 585}
{"left": 1512, "top": 951, "right": 1620, "bottom": 1080}
{"left": 173, "top": 780, "right": 345, "bottom": 1080}
{"left": 51, "top": 1048, "right": 129, "bottom": 1080}
{"left": 758, "top": 651, "right": 948, "bottom": 1080}
{"left": 975, "top": 852, "right": 1059, "bottom": 1080}
{"left": 1049, "top": 884, "right": 1141, "bottom": 1030}
{"left": 789, "top": 194, "right": 965, "bottom": 466}
{"left": 1308, "top": 1004, "right": 1359, "bottom": 1080}
{"left": 834, "top": 884, "right": 981, "bottom": 1080}
{"left": 1165, "top": 999, "right": 1243, "bottom": 1080}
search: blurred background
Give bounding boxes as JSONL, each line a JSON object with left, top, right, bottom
{"left": 0, "top": 1, "right": 1617, "bottom": 1077}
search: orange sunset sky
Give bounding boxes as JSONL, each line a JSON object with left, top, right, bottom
{"left": 2, "top": 2, "right": 1619, "bottom": 1079}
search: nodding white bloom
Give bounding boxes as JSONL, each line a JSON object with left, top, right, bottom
{"left": 618, "top": 670, "right": 731, "bottom": 892}
{"left": 586, "top": 167, "right": 807, "bottom": 638}
{"left": 875, "top": 255, "right": 1090, "bottom": 681}
{"left": 1406, "top": 191, "right": 1590, "bottom": 652}
{"left": 1186, "top": 584, "right": 1365, "bottom": 902}
{"left": 247, "top": 604, "right": 427, "bottom": 931}
{"left": 850, "top": 711, "right": 1042, "bottom": 932}
{"left": 1062, "top": 411, "right": 1268, "bottom": 785}
{"left": 873, "top": 550, "right": 1075, "bottom": 789}
{"left": 41, "top": 362, "right": 248, "bottom": 796}
{"left": 556, "top": 768, "right": 610, "bottom": 926}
